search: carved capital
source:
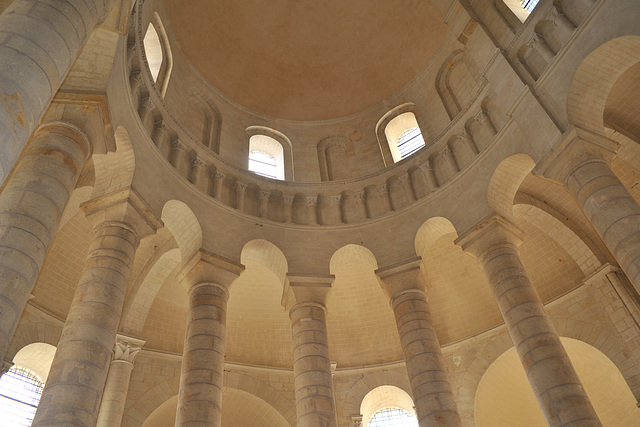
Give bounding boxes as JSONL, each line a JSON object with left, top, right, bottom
{"left": 533, "top": 126, "right": 619, "bottom": 185}
{"left": 306, "top": 196, "right": 318, "bottom": 206}
{"left": 284, "top": 274, "right": 334, "bottom": 310}
{"left": 191, "top": 156, "right": 208, "bottom": 168}
{"left": 376, "top": 257, "right": 427, "bottom": 299}
{"left": 214, "top": 171, "right": 225, "bottom": 181}
{"left": 283, "top": 195, "right": 294, "bottom": 204}
{"left": 113, "top": 335, "right": 145, "bottom": 365}
{"left": 235, "top": 182, "right": 247, "bottom": 192}
{"left": 259, "top": 190, "right": 271, "bottom": 200}
{"left": 377, "top": 183, "right": 388, "bottom": 194}
{"left": 179, "top": 249, "right": 245, "bottom": 292}
{"left": 351, "top": 415, "right": 363, "bottom": 427}
{"left": 455, "top": 215, "right": 524, "bottom": 261}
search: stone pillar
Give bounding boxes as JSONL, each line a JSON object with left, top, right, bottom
{"left": 96, "top": 335, "right": 145, "bottom": 427}
{"left": 535, "top": 127, "right": 640, "bottom": 297}
{"left": 175, "top": 250, "right": 244, "bottom": 427}
{"left": 286, "top": 274, "right": 337, "bottom": 427}
{"left": 456, "top": 216, "right": 601, "bottom": 426}
{"left": 0, "top": 123, "right": 90, "bottom": 360}
{"left": 32, "top": 192, "right": 160, "bottom": 427}
{"left": 0, "top": 0, "right": 108, "bottom": 183}
{"left": 376, "top": 259, "right": 461, "bottom": 427}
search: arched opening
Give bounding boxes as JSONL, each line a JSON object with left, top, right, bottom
{"left": 246, "top": 127, "right": 294, "bottom": 181}
{"left": 502, "top": 0, "right": 541, "bottom": 23}
{"left": 474, "top": 337, "right": 638, "bottom": 426}
{"left": 360, "top": 385, "right": 418, "bottom": 427}
{"left": 142, "top": 13, "right": 173, "bottom": 97}
{"left": 385, "top": 112, "right": 426, "bottom": 163}
{"left": 0, "top": 343, "right": 56, "bottom": 426}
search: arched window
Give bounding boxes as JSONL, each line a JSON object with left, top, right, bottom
{"left": 142, "top": 13, "right": 173, "bottom": 97}
{"left": 248, "top": 135, "right": 285, "bottom": 180}
{"left": 368, "top": 407, "right": 418, "bottom": 427}
{"left": 502, "top": 0, "right": 542, "bottom": 23}
{"left": 385, "top": 112, "right": 426, "bottom": 163}
{"left": 0, "top": 366, "right": 44, "bottom": 426}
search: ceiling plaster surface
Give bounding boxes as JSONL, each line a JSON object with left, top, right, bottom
{"left": 165, "top": 0, "right": 448, "bottom": 121}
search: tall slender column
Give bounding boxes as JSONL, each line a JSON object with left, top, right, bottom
{"left": 286, "top": 274, "right": 337, "bottom": 427}
{"left": 32, "top": 192, "right": 160, "bottom": 427}
{"left": 376, "top": 259, "right": 461, "bottom": 427}
{"left": 175, "top": 250, "right": 244, "bottom": 427}
{"left": 0, "top": 123, "right": 90, "bottom": 360}
{"left": 0, "top": 0, "right": 108, "bottom": 183}
{"left": 457, "top": 216, "right": 601, "bottom": 426}
{"left": 536, "top": 127, "right": 640, "bottom": 296}
{"left": 96, "top": 335, "right": 145, "bottom": 427}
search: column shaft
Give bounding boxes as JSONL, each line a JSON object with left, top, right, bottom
{"left": 566, "top": 158, "right": 640, "bottom": 293}
{"left": 0, "top": 0, "right": 106, "bottom": 182}
{"left": 176, "top": 283, "right": 228, "bottom": 427}
{"left": 392, "top": 290, "right": 461, "bottom": 426}
{"left": 479, "top": 238, "right": 600, "bottom": 426}
{"left": 32, "top": 221, "right": 138, "bottom": 427}
{"left": 0, "top": 125, "right": 88, "bottom": 360}
{"left": 96, "top": 360, "right": 134, "bottom": 427}
{"left": 290, "top": 302, "right": 336, "bottom": 427}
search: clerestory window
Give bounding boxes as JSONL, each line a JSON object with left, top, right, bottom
{"left": 0, "top": 366, "right": 44, "bottom": 426}
{"left": 367, "top": 407, "right": 419, "bottom": 427}
{"left": 502, "top": 0, "right": 542, "bottom": 23}
{"left": 385, "top": 112, "right": 426, "bottom": 163}
{"left": 142, "top": 13, "right": 173, "bottom": 97}
{"left": 248, "top": 135, "right": 285, "bottom": 180}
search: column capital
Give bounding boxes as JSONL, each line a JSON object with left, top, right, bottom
{"left": 284, "top": 273, "right": 334, "bottom": 311}
{"left": 113, "top": 334, "right": 145, "bottom": 365}
{"left": 375, "top": 257, "right": 426, "bottom": 300}
{"left": 179, "top": 249, "right": 245, "bottom": 292}
{"left": 455, "top": 215, "right": 524, "bottom": 261}
{"left": 81, "top": 188, "right": 163, "bottom": 241}
{"left": 533, "top": 126, "right": 619, "bottom": 185}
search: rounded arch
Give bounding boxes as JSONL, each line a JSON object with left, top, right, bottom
{"left": 474, "top": 337, "right": 638, "bottom": 426}
{"left": 414, "top": 216, "right": 458, "bottom": 258}
{"left": 360, "top": 385, "right": 417, "bottom": 426}
{"left": 161, "top": 200, "right": 202, "bottom": 266}
{"left": 343, "top": 368, "right": 413, "bottom": 422}
{"left": 141, "top": 388, "right": 292, "bottom": 427}
{"left": 567, "top": 36, "right": 640, "bottom": 136}
{"left": 11, "top": 342, "right": 56, "bottom": 383}
{"left": 92, "top": 126, "right": 136, "bottom": 198}
{"left": 245, "top": 126, "right": 294, "bottom": 181}
{"left": 240, "top": 239, "right": 288, "bottom": 285}
{"left": 513, "top": 203, "right": 600, "bottom": 276}
{"left": 123, "top": 248, "right": 181, "bottom": 335}
{"left": 329, "top": 244, "right": 379, "bottom": 274}
{"left": 486, "top": 154, "right": 535, "bottom": 220}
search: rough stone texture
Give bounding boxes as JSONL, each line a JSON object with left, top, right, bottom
{"left": 0, "top": 0, "right": 106, "bottom": 182}
{"left": 0, "top": 124, "right": 88, "bottom": 361}
{"left": 457, "top": 217, "right": 601, "bottom": 426}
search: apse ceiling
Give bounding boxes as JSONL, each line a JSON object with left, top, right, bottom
{"left": 164, "top": 0, "right": 448, "bottom": 121}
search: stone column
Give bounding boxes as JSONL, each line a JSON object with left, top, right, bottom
{"left": 32, "top": 192, "right": 160, "bottom": 427}
{"left": 456, "top": 216, "right": 601, "bottom": 426}
{"left": 0, "top": 123, "right": 90, "bottom": 360}
{"left": 535, "top": 127, "right": 640, "bottom": 297}
{"left": 376, "top": 259, "right": 461, "bottom": 427}
{"left": 286, "top": 274, "right": 337, "bottom": 427}
{"left": 96, "top": 335, "right": 145, "bottom": 427}
{"left": 175, "top": 250, "right": 244, "bottom": 427}
{"left": 0, "top": 0, "right": 108, "bottom": 183}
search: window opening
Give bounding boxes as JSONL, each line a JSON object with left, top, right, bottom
{"left": 521, "top": 0, "right": 541, "bottom": 12}
{"left": 397, "top": 127, "right": 426, "bottom": 159}
{"left": 0, "top": 366, "right": 44, "bottom": 426}
{"left": 384, "top": 112, "right": 426, "bottom": 163}
{"left": 249, "top": 150, "right": 278, "bottom": 179}
{"left": 248, "top": 134, "right": 285, "bottom": 180}
{"left": 367, "top": 407, "right": 419, "bottom": 427}
{"left": 143, "top": 23, "right": 162, "bottom": 82}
